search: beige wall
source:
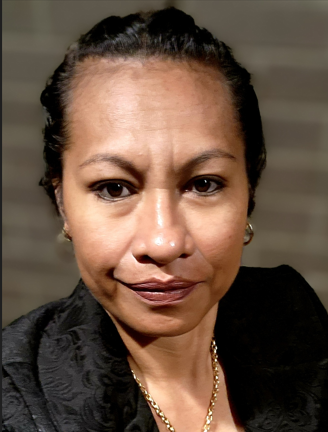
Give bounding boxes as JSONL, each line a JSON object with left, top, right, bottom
{"left": 3, "top": 0, "right": 328, "bottom": 327}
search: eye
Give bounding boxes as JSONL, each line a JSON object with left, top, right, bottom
{"left": 185, "top": 176, "right": 225, "bottom": 196}
{"left": 95, "top": 181, "right": 136, "bottom": 201}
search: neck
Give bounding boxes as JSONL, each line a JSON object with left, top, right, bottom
{"left": 109, "top": 303, "right": 218, "bottom": 387}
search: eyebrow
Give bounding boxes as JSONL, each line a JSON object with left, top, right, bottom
{"left": 79, "top": 154, "right": 141, "bottom": 178}
{"left": 177, "top": 149, "right": 236, "bottom": 177}
{"left": 79, "top": 149, "right": 236, "bottom": 176}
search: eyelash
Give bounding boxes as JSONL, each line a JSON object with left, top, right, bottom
{"left": 184, "top": 176, "right": 226, "bottom": 196}
{"left": 92, "top": 180, "right": 137, "bottom": 202}
{"left": 92, "top": 176, "right": 226, "bottom": 202}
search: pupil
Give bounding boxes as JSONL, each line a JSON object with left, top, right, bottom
{"left": 195, "top": 179, "right": 210, "bottom": 192}
{"left": 107, "top": 183, "right": 123, "bottom": 197}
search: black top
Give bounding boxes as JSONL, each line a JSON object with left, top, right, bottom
{"left": 2, "top": 265, "right": 328, "bottom": 432}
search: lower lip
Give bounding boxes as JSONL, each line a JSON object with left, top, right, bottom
{"left": 129, "top": 285, "right": 198, "bottom": 305}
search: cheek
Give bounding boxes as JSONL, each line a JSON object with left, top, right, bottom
{"left": 65, "top": 199, "right": 135, "bottom": 277}
{"left": 186, "top": 201, "right": 247, "bottom": 263}
{"left": 195, "top": 225, "right": 245, "bottom": 276}
{"left": 190, "top": 215, "right": 246, "bottom": 301}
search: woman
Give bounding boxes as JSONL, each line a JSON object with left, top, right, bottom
{"left": 2, "top": 7, "right": 328, "bottom": 432}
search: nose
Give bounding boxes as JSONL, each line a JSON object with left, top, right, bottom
{"left": 131, "top": 190, "right": 195, "bottom": 265}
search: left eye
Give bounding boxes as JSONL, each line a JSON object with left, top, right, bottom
{"left": 97, "top": 182, "right": 135, "bottom": 200}
{"left": 186, "top": 177, "right": 225, "bottom": 195}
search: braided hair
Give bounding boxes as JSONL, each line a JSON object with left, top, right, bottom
{"left": 40, "top": 7, "right": 266, "bottom": 216}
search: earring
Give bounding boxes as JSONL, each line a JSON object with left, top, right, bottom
{"left": 243, "top": 222, "right": 254, "bottom": 245}
{"left": 62, "top": 226, "right": 72, "bottom": 242}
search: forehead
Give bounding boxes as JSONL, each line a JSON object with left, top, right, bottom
{"left": 65, "top": 58, "right": 243, "bottom": 164}
{"left": 68, "top": 57, "right": 237, "bottom": 126}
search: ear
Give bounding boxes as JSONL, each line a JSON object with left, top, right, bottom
{"left": 53, "top": 183, "right": 67, "bottom": 223}
{"left": 54, "top": 184, "right": 72, "bottom": 239}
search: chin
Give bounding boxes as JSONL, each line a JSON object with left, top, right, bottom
{"left": 106, "top": 295, "right": 219, "bottom": 340}
{"left": 114, "top": 313, "right": 204, "bottom": 339}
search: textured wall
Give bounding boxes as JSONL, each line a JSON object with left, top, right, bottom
{"left": 3, "top": 0, "right": 328, "bottom": 327}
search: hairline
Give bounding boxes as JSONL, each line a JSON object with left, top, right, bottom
{"left": 63, "top": 55, "right": 244, "bottom": 150}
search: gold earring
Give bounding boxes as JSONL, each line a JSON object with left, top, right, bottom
{"left": 243, "top": 222, "right": 254, "bottom": 245}
{"left": 62, "top": 227, "right": 72, "bottom": 242}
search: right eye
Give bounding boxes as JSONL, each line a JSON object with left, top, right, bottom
{"left": 95, "top": 181, "right": 136, "bottom": 201}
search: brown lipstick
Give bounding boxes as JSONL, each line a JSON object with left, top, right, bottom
{"left": 119, "top": 278, "right": 200, "bottom": 305}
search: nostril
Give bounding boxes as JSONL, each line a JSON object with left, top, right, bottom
{"left": 138, "top": 255, "right": 160, "bottom": 265}
{"left": 136, "top": 251, "right": 189, "bottom": 265}
{"left": 180, "top": 253, "right": 189, "bottom": 259}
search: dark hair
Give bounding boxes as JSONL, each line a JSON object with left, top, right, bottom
{"left": 40, "top": 7, "right": 266, "bottom": 216}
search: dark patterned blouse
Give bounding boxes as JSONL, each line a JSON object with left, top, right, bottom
{"left": 3, "top": 265, "right": 328, "bottom": 432}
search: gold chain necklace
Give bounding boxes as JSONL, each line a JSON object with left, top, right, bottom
{"left": 131, "top": 338, "right": 220, "bottom": 432}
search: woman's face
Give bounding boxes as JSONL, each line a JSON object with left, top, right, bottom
{"left": 60, "top": 59, "right": 249, "bottom": 337}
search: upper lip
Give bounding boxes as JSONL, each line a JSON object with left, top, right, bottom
{"left": 118, "top": 278, "right": 200, "bottom": 291}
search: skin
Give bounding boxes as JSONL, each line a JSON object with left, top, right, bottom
{"left": 58, "top": 58, "right": 248, "bottom": 431}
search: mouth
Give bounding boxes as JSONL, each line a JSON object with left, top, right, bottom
{"left": 118, "top": 278, "right": 201, "bottom": 305}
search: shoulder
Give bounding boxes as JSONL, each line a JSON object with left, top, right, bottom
{"left": 218, "top": 265, "right": 328, "bottom": 365}
{"left": 2, "top": 283, "right": 83, "bottom": 431}
{"left": 227, "top": 265, "right": 327, "bottom": 315}
{"left": 2, "top": 284, "right": 80, "bottom": 367}
{"left": 2, "top": 280, "right": 138, "bottom": 432}
{"left": 235, "top": 265, "right": 327, "bottom": 326}
{"left": 218, "top": 267, "right": 328, "bottom": 429}
{"left": 235, "top": 264, "right": 319, "bottom": 293}
{"left": 3, "top": 300, "right": 64, "bottom": 366}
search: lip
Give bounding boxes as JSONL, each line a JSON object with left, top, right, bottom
{"left": 118, "top": 278, "right": 201, "bottom": 305}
